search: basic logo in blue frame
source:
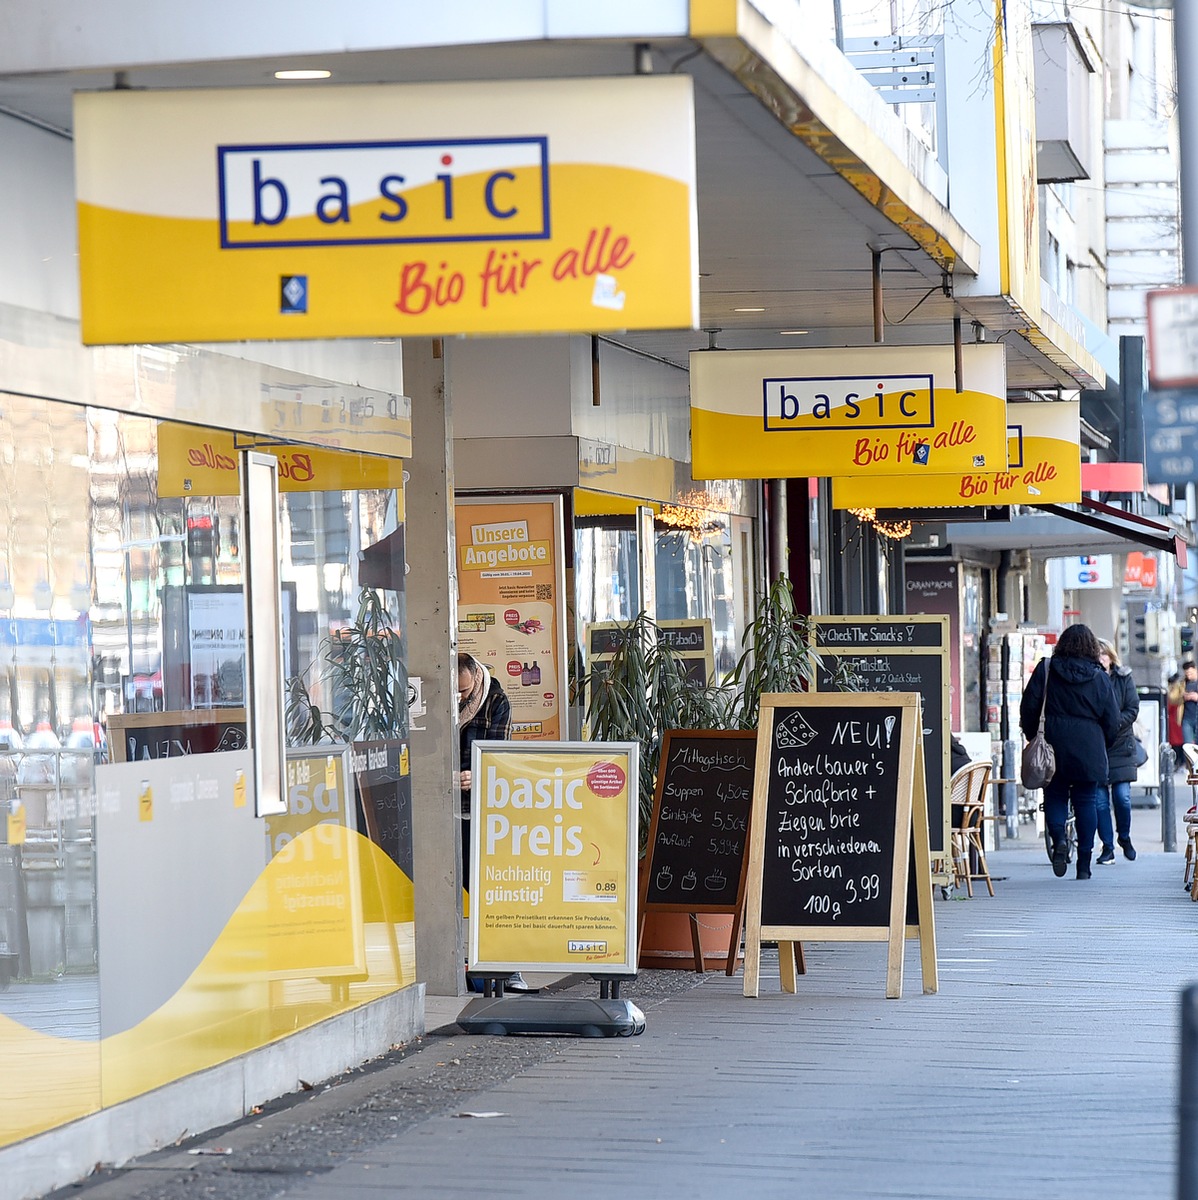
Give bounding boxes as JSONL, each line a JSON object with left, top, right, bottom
{"left": 217, "top": 136, "right": 552, "bottom": 249}
{"left": 761, "top": 373, "right": 935, "bottom": 433}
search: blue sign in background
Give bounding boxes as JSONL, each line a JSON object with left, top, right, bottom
{"left": 1144, "top": 389, "right": 1198, "bottom": 484}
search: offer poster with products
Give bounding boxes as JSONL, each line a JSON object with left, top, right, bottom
{"left": 469, "top": 742, "right": 639, "bottom": 974}
{"left": 455, "top": 495, "right": 567, "bottom": 740}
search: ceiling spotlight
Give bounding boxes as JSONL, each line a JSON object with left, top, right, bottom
{"left": 274, "top": 69, "right": 332, "bottom": 80}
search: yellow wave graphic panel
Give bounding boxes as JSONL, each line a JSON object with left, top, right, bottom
{"left": 0, "top": 829, "right": 414, "bottom": 1148}
{"left": 831, "top": 432, "right": 1081, "bottom": 508}
{"left": 79, "top": 165, "right": 694, "bottom": 342}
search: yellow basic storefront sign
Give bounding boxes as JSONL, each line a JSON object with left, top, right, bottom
{"left": 469, "top": 743, "right": 639, "bottom": 975}
{"left": 74, "top": 78, "right": 698, "bottom": 343}
{"left": 831, "top": 400, "right": 1082, "bottom": 508}
{"left": 690, "top": 344, "right": 1007, "bottom": 479}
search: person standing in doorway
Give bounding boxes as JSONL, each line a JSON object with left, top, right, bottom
{"left": 1020, "top": 624, "right": 1121, "bottom": 881}
{"left": 1183, "top": 661, "right": 1198, "bottom": 748}
{"left": 457, "top": 651, "right": 511, "bottom": 888}
{"left": 1094, "top": 639, "right": 1138, "bottom": 865}
{"left": 457, "top": 652, "right": 531, "bottom": 993}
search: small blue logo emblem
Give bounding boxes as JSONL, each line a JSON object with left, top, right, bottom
{"left": 281, "top": 275, "right": 308, "bottom": 314}
{"left": 912, "top": 442, "right": 930, "bottom": 466}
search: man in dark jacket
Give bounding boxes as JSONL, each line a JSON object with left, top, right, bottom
{"left": 1020, "top": 624, "right": 1121, "bottom": 881}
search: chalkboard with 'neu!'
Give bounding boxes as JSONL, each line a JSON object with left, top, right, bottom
{"left": 743, "top": 692, "right": 934, "bottom": 1000}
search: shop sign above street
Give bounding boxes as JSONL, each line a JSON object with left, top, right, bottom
{"left": 74, "top": 77, "right": 698, "bottom": 343}
{"left": 1147, "top": 287, "right": 1198, "bottom": 389}
{"left": 1143, "top": 388, "right": 1198, "bottom": 484}
{"left": 690, "top": 345, "right": 1007, "bottom": 480}
{"left": 832, "top": 399, "right": 1079, "bottom": 507}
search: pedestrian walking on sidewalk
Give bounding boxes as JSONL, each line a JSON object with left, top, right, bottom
{"left": 1020, "top": 624, "right": 1121, "bottom": 881}
{"left": 1094, "top": 638, "right": 1138, "bottom": 865}
{"left": 1182, "top": 661, "right": 1198, "bottom": 747}
{"left": 1168, "top": 672, "right": 1186, "bottom": 769}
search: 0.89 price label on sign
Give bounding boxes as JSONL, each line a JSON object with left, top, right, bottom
{"left": 563, "top": 870, "right": 619, "bottom": 903}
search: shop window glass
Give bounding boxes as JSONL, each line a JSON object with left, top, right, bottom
{"left": 0, "top": 400, "right": 413, "bottom": 1150}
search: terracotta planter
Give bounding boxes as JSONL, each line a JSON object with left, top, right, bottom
{"left": 638, "top": 909, "right": 742, "bottom": 972}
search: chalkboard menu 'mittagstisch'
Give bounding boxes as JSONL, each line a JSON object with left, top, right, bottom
{"left": 639, "top": 730, "right": 756, "bottom": 974}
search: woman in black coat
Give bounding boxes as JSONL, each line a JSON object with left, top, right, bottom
{"left": 1019, "top": 624, "right": 1121, "bottom": 880}
{"left": 1094, "top": 639, "right": 1139, "bottom": 865}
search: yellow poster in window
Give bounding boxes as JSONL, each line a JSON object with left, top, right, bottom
{"left": 469, "top": 743, "right": 639, "bottom": 974}
{"left": 455, "top": 496, "right": 566, "bottom": 740}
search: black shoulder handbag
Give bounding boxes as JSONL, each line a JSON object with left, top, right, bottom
{"left": 1021, "top": 662, "right": 1057, "bottom": 789}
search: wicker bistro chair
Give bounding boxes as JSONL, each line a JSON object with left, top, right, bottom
{"left": 1181, "top": 745, "right": 1198, "bottom": 900}
{"left": 950, "top": 761, "right": 995, "bottom": 898}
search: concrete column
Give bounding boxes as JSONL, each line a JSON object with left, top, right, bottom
{"left": 403, "top": 338, "right": 464, "bottom": 998}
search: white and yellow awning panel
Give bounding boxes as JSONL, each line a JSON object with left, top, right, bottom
{"left": 690, "top": 344, "right": 1007, "bottom": 480}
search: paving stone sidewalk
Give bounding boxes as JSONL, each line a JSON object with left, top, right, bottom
{"left": 56, "top": 821, "right": 1194, "bottom": 1200}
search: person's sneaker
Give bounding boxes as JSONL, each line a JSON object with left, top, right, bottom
{"left": 1097, "top": 845, "right": 1116, "bottom": 865}
{"left": 503, "top": 972, "right": 537, "bottom": 993}
{"left": 1118, "top": 836, "right": 1137, "bottom": 862}
{"left": 1076, "top": 863, "right": 1092, "bottom": 880}
{"left": 1051, "top": 835, "right": 1069, "bottom": 878}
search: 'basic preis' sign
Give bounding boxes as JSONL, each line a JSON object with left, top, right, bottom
{"left": 469, "top": 741, "right": 639, "bottom": 975}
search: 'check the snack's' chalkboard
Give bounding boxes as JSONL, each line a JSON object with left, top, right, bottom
{"left": 743, "top": 692, "right": 936, "bottom": 1000}
{"left": 639, "top": 731, "right": 755, "bottom": 973}
{"left": 813, "top": 616, "right": 949, "bottom": 858}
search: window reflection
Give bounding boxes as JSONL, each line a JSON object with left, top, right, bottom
{"left": 0, "top": 399, "right": 413, "bottom": 1149}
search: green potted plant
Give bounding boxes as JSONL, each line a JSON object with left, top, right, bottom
{"left": 286, "top": 586, "right": 409, "bottom": 745}
{"left": 580, "top": 577, "right": 851, "bottom": 969}
{"left": 582, "top": 577, "right": 832, "bottom": 843}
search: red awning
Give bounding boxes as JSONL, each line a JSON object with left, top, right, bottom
{"left": 1034, "top": 497, "right": 1188, "bottom": 568}
{"left": 1080, "top": 462, "right": 1145, "bottom": 494}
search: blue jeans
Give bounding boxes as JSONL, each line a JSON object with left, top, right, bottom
{"left": 1043, "top": 778, "right": 1099, "bottom": 861}
{"left": 1096, "top": 781, "right": 1132, "bottom": 848}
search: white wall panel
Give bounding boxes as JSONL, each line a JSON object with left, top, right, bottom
{"left": 0, "top": 2, "right": 550, "bottom": 72}
{"left": 447, "top": 336, "right": 574, "bottom": 439}
{"left": 0, "top": 116, "right": 78, "bottom": 318}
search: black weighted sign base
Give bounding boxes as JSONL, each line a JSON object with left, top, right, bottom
{"left": 457, "top": 995, "right": 646, "bottom": 1038}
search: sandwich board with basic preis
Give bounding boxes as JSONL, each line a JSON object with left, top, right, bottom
{"left": 742, "top": 693, "right": 936, "bottom": 1000}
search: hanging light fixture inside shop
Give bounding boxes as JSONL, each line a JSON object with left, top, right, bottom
{"left": 846, "top": 506, "right": 912, "bottom": 542}
{"left": 658, "top": 489, "right": 727, "bottom": 544}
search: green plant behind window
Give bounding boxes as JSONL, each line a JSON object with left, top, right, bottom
{"left": 581, "top": 577, "right": 844, "bottom": 848}
{"left": 286, "top": 587, "right": 408, "bottom": 745}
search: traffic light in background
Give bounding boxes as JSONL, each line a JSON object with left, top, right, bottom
{"left": 1184, "top": 625, "right": 1195, "bottom": 655}
{"left": 1146, "top": 610, "right": 1161, "bottom": 654}
{"left": 1133, "top": 611, "right": 1162, "bottom": 656}
{"left": 1190, "top": 604, "right": 1198, "bottom": 628}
